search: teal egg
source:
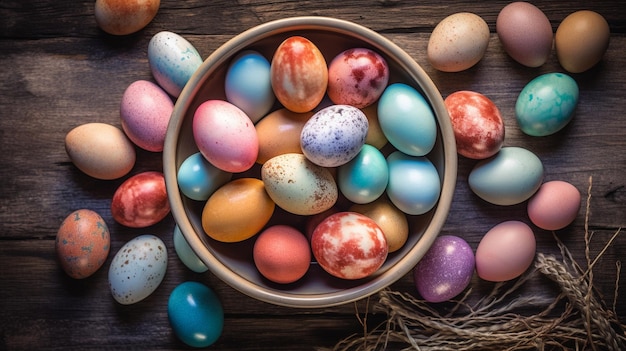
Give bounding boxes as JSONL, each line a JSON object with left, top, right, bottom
{"left": 337, "top": 144, "right": 388, "bottom": 204}
{"left": 173, "top": 225, "right": 208, "bottom": 273}
{"left": 515, "top": 72, "right": 579, "bottom": 136}
{"left": 468, "top": 147, "right": 543, "bottom": 205}
{"left": 386, "top": 151, "right": 440, "bottom": 215}
{"left": 177, "top": 152, "right": 232, "bottom": 201}
{"left": 168, "top": 281, "right": 224, "bottom": 348}
{"left": 378, "top": 83, "right": 437, "bottom": 156}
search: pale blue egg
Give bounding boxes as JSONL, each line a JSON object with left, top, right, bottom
{"left": 386, "top": 151, "right": 440, "bottom": 215}
{"left": 225, "top": 50, "right": 275, "bottom": 123}
{"left": 148, "top": 31, "right": 203, "bottom": 98}
{"left": 378, "top": 83, "right": 437, "bottom": 156}
{"left": 173, "top": 225, "right": 208, "bottom": 273}
{"left": 468, "top": 147, "right": 543, "bottom": 205}
{"left": 516, "top": 72, "right": 579, "bottom": 136}
{"left": 177, "top": 152, "right": 232, "bottom": 201}
{"left": 337, "top": 144, "right": 388, "bottom": 204}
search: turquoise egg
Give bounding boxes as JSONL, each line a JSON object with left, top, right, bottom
{"left": 225, "top": 50, "right": 275, "bottom": 123}
{"left": 378, "top": 83, "right": 437, "bottom": 156}
{"left": 469, "top": 147, "right": 543, "bottom": 205}
{"left": 173, "top": 225, "right": 208, "bottom": 273}
{"left": 168, "top": 281, "right": 224, "bottom": 348}
{"left": 337, "top": 144, "right": 388, "bottom": 204}
{"left": 515, "top": 72, "right": 579, "bottom": 136}
{"left": 177, "top": 152, "right": 232, "bottom": 201}
{"left": 386, "top": 151, "right": 440, "bottom": 215}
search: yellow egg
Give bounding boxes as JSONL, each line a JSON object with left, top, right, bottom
{"left": 556, "top": 10, "right": 610, "bottom": 73}
{"left": 360, "top": 103, "right": 388, "bottom": 149}
{"left": 350, "top": 197, "right": 409, "bottom": 252}
{"left": 255, "top": 108, "right": 313, "bottom": 164}
{"left": 94, "top": 0, "right": 160, "bottom": 36}
{"left": 201, "top": 178, "right": 275, "bottom": 243}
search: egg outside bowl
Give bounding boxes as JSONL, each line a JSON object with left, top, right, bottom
{"left": 163, "top": 16, "right": 457, "bottom": 308}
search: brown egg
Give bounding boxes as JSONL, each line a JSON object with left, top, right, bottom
{"left": 360, "top": 103, "right": 388, "bottom": 149}
{"left": 556, "top": 10, "right": 610, "bottom": 73}
{"left": 95, "top": 0, "right": 160, "bottom": 36}
{"left": 349, "top": 197, "right": 409, "bottom": 253}
{"left": 255, "top": 108, "right": 313, "bottom": 164}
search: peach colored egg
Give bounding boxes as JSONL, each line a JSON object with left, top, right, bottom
{"left": 56, "top": 209, "right": 110, "bottom": 279}
{"left": 349, "top": 197, "right": 408, "bottom": 253}
{"left": 94, "top": 0, "right": 160, "bottom": 36}
{"left": 255, "top": 108, "right": 313, "bottom": 164}
{"left": 253, "top": 225, "right": 311, "bottom": 284}
{"left": 120, "top": 80, "right": 173, "bottom": 152}
{"left": 527, "top": 180, "right": 581, "bottom": 230}
{"left": 111, "top": 171, "right": 170, "bottom": 228}
{"left": 271, "top": 36, "right": 328, "bottom": 113}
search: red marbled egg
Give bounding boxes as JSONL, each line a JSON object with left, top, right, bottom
{"left": 444, "top": 90, "right": 504, "bottom": 159}
{"left": 270, "top": 36, "right": 327, "bottom": 113}
{"left": 111, "top": 171, "right": 170, "bottom": 228}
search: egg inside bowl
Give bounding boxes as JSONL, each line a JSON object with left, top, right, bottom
{"left": 163, "top": 16, "right": 457, "bottom": 308}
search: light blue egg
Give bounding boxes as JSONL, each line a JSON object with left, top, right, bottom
{"left": 225, "top": 50, "right": 275, "bottom": 123}
{"left": 378, "top": 83, "right": 437, "bottom": 156}
{"left": 148, "top": 31, "right": 203, "bottom": 98}
{"left": 177, "top": 152, "right": 232, "bottom": 201}
{"left": 515, "top": 72, "right": 579, "bottom": 136}
{"left": 168, "top": 281, "right": 224, "bottom": 348}
{"left": 468, "top": 147, "right": 543, "bottom": 205}
{"left": 386, "top": 151, "right": 440, "bottom": 215}
{"left": 173, "top": 225, "right": 208, "bottom": 273}
{"left": 338, "top": 144, "right": 388, "bottom": 204}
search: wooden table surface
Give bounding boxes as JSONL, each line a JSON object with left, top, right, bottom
{"left": 1, "top": 1, "right": 625, "bottom": 350}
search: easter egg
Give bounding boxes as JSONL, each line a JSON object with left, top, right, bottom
{"left": 327, "top": 48, "right": 389, "bottom": 108}
{"left": 111, "top": 171, "right": 170, "bottom": 228}
{"left": 386, "top": 151, "right": 441, "bottom": 215}
{"left": 428, "top": 12, "right": 490, "bottom": 72}
{"left": 360, "top": 103, "right": 388, "bottom": 149}
{"left": 255, "top": 108, "right": 313, "bottom": 164}
{"left": 311, "top": 212, "right": 388, "bottom": 280}
{"left": 120, "top": 80, "right": 173, "bottom": 152}
{"left": 202, "top": 178, "right": 275, "bottom": 243}
{"left": 56, "top": 209, "right": 110, "bottom": 279}
{"left": 476, "top": 221, "right": 536, "bottom": 282}
{"left": 378, "top": 83, "right": 437, "bottom": 156}
{"left": 168, "top": 281, "right": 224, "bottom": 348}
{"left": 527, "top": 180, "right": 581, "bottom": 230}
{"left": 271, "top": 36, "right": 328, "bottom": 113}
{"left": 193, "top": 100, "right": 258, "bottom": 173}
{"left": 469, "top": 147, "right": 543, "bottom": 206}
{"left": 300, "top": 104, "right": 369, "bottom": 167}
{"left": 261, "top": 153, "right": 337, "bottom": 215}
{"left": 65, "top": 122, "right": 136, "bottom": 180}
{"left": 173, "top": 225, "right": 208, "bottom": 273}
{"left": 225, "top": 50, "right": 275, "bottom": 123}
{"left": 94, "top": 0, "right": 160, "bottom": 36}
{"left": 148, "top": 31, "right": 203, "bottom": 97}
{"left": 556, "top": 10, "right": 610, "bottom": 73}
{"left": 253, "top": 225, "right": 311, "bottom": 284}
{"left": 515, "top": 73, "right": 579, "bottom": 137}
{"left": 338, "top": 144, "right": 388, "bottom": 204}
{"left": 109, "top": 234, "right": 167, "bottom": 304}
{"left": 177, "top": 152, "right": 232, "bottom": 201}
{"left": 349, "top": 198, "right": 408, "bottom": 253}
{"left": 413, "top": 235, "right": 475, "bottom": 302}
{"left": 444, "top": 90, "right": 504, "bottom": 159}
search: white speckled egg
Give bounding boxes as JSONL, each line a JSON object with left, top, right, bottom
{"left": 148, "top": 31, "right": 203, "bottom": 97}
{"left": 108, "top": 234, "right": 167, "bottom": 305}
{"left": 300, "top": 105, "right": 368, "bottom": 167}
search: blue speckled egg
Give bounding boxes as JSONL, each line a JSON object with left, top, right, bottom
{"left": 300, "top": 105, "right": 368, "bottom": 167}
{"left": 225, "top": 50, "right": 275, "bottom": 123}
{"left": 173, "top": 225, "right": 208, "bottom": 273}
{"left": 148, "top": 31, "right": 203, "bottom": 98}
{"left": 516, "top": 73, "right": 579, "bottom": 136}
{"left": 386, "top": 151, "right": 440, "bottom": 215}
{"left": 168, "top": 281, "right": 224, "bottom": 348}
{"left": 378, "top": 83, "right": 437, "bottom": 156}
{"left": 469, "top": 147, "right": 543, "bottom": 205}
{"left": 177, "top": 152, "right": 232, "bottom": 201}
{"left": 338, "top": 144, "right": 388, "bottom": 204}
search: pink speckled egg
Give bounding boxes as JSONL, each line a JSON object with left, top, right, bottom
{"left": 327, "top": 48, "right": 389, "bottom": 108}
{"left": 120, "top": 80, "right": 173, "bottom": 152}
{"left": 193, "top": 100, "right": 258, "bottom": 173}
{"left": 253, "top": 225, "right": 311, "bottom": 284}
{"left": 111, "top": 171, "right": 170, "bottom": 228}
{"left": 527, "top": 180, "right": 581, "bottom": 230}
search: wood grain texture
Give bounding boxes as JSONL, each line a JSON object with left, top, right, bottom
{"left": 0, "top": 1, "right": 625, "bottom": 350}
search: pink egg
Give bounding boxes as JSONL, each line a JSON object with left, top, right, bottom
{"left": 193, "top": 100, "right": 259, "bottom": 173}
{"left": 253, "top": 225, "right": 311, "bottom": 284}
{"left": 327, "top": 48, "right": 389, "bottom": 108}
{"left": 111, "top": 171, "right": 170, "bottom": 228}
{"left": 444, "top": 91, "right": 504, "bottom": 159}
{"left": 476, "top": 221, "right": 535, "bottom": 282}
{"left": 120, "top": 80, "right": 173, "bottom": 152}
{"left": 311, "top": 212, "right": 388, "bottom": 280}
{"left": 528, "top": 180, "right": 581, "bottom": 230}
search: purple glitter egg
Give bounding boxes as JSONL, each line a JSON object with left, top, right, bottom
{"left": 413, "top": 235, "right": 475, "bottom": 303}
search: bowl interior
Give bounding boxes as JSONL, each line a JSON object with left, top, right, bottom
{"left": 164, "top": 17, "right": 457, "bottom": 308}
